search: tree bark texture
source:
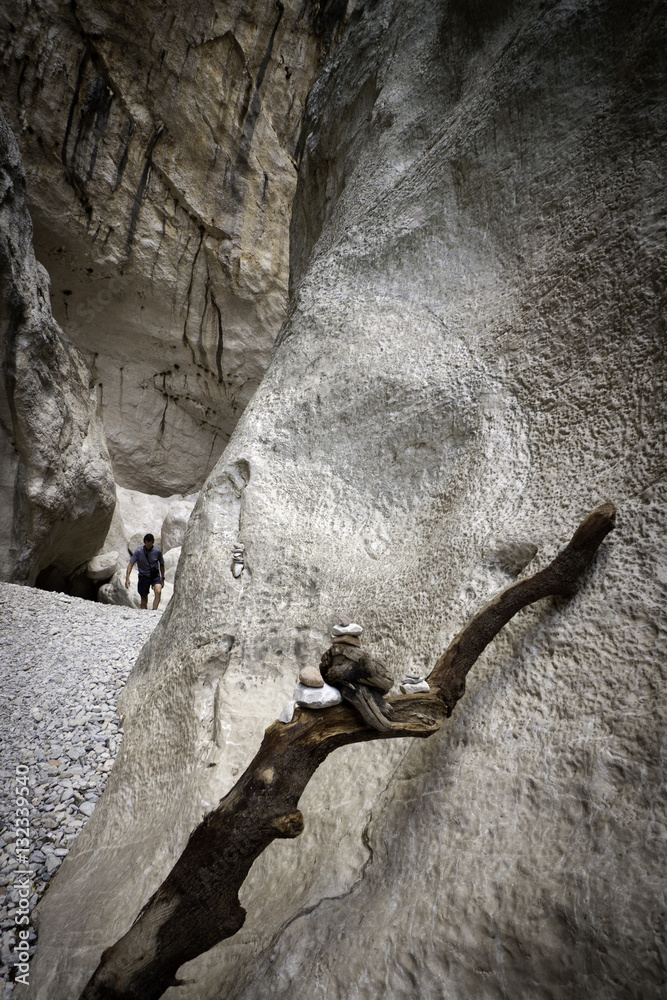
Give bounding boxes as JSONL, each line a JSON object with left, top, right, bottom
{"left": 79, "top": 502, "right": 616, "bottom": 1000}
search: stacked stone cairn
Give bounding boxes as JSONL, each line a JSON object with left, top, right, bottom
{"left": 279, "top": 616, "right": 363, "bottom": 724}
{"left": 278, "top": 619, "right": 431, "bottom": 723}
{"left": 231, "top": 543, "right": 244, "bottom": 578}
{"left": 400, "top": 674, "right": 430, "bottom": 694}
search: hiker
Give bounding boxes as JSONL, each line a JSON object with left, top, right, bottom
{"left": 125, "top": 533, "right": 165, "bottom": 610}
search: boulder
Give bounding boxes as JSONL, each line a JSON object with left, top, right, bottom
{"left": 86, "top": 551, "right": 118, "bottom": 581}
{"left": 115, "top": 486, "right": 171, "bottom": 553}
{"left": 97, "top": 571, "right": 173, "bottom": 610}
{"left": 160, "top": 502, "right": 194, "bottom": 553}
{"left": 96, "top": 572, "right": 140, "bottom": 609}
{"left": 162, "top": 547, "right": 181, "bottom": 585}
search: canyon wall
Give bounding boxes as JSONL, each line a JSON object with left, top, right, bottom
{"left": 0, "top": 0, "right": 346, "bottom": 495}
{"left": 0, "top": 109, "right": 114, "bottom": 586}
{"left": 27, "top": 1, "right": 667, "bottom": 999}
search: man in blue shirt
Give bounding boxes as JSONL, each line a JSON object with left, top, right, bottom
{"left": 125, "top": 533, "right": 165, "bottom": 610}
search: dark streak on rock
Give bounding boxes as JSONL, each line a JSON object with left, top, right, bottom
{"left": 17, "top": 57, "right": 29, "bottom": 103}
{"left": 75, "top": 75, "right": 114, "bottom": 182}
{"left": 211, "top": 291, "right": 224, "bottom": 383}
{"left": 198, "top": 268, "right": 211, "bottom": 369}
{"left": 232, "top": 2, "right": 285, "bottom": 194}
{"left": 61, "top": 45, "right": 90, "bottom": 168}
{"left": 308, "top": 0, "right": 349, "bottom": 47}
{"left": 183, "top": 228, "right": 205, "bottom": 359}
{"left": 159, "top": 374, "right": 169, "bottom": 438}
{"left": 179, "top": 42, "right": 192, "bottom": 77}
{"left": 113, "top": 118, "right": 136, "bottom": 191}
{"left": 60, "top": 45, "right": 115, "bottom": 213}
{"left": 238, "top": 76, "right": 254, "bottom": 133}
{"left": 125, "top": 124, "right": 164, "bottom": 256}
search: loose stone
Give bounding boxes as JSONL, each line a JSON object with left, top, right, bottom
{"left": 298, "top": 666, "right": 324, "bottom": 688}
{"left": 0, "top": 580, "right": 161, "bottom": 993}
{"left": 278, "top": 700, "right": 296, "bottom": 724}
{"left": 331, "top": 622, "right": 363, "bottom": 637}
{"left": 400, "top": 678, "right": 430, "bottom": 694}
{"left": 331, "top": 635, "right": 362, "bottom": 647}
{"left": 293, "top": 681, "right": 343, "bottom": 708}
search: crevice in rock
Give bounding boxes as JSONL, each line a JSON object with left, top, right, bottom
{"left": 211, "top": 289, "right": 225, "bottom": 384}
{"left": 183, "top": 228, "right": 205, "bottom": 358}
{"left": 197, "top": 268, "right": 211, "bottom": 370}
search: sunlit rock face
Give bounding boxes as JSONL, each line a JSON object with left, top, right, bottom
{"left": 0, "top": 110, "right": 114, "bottom": 585}
{"left": 0, "top": 0, "right": 345, "bottom": 494}
{"left": 28, "top": 1, "right": 666, "bottom": 999}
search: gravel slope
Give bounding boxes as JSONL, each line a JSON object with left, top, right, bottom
{"left": 0, "top": 583, "right": 161, "bottom": 995}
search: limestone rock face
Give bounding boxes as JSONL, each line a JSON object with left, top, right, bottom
{"left": 161, "top": 500, "right": 195, "bottom": 552}
{"left": 163, "top": 545, "right": 182, "bottom": 585}
{"left": 0, "top": 0, "right": 346, "bottom": 495}
{"left": 28, "top": 2, "right": 666, "bottom": 1000}
{"left": 114, "top": 484, "right": 173, "bottom": 552}
{"left": 0, "top": 109, "right": 114, "bottom": 586}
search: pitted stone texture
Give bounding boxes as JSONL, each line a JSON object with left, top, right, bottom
{"left": 0, "top": 111, "right": 114, "bottom": 585}
{"left": 26, "top": 2, "right": 666, "bottom": 1000}
{"left": 0, "top": 0, "right": 347, "bottom": 495}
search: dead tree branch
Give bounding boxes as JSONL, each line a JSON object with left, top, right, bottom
{"left": 79, "top": 502, "right": 616, "bottom": 1000}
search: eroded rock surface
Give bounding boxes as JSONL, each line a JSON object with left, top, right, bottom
{"left": 0, "top": 109, "right": 114, "bottom": 586}
{"left": 27, "top": 1, "right": 666, "bottom": 999}
{"left": 0, "top": 0, "right": 347, "bottom": 495}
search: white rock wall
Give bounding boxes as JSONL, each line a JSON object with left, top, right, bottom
{"left": 27, "top": 1, "right": 666, "bottom": 998}
{"left": 0, "top": 0, "right": 348, "bottom": 494}
{"left": 0, "top": 109, "right": 115, "bottom": 585}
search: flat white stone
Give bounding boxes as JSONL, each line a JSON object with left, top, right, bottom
{"left": 231, "top": 562, "right": 243, "bottom": 578}
{"left": 400, "top": 680, "right": 430, "bottom": 695}
{"left": 293, "top": 681, "right": 342, "bottom": 708}
{"left": 278, "top": 700, "right": 296, "bottom": 724}
{"left": 331, "top": 623, "right": 363, "bottom": 637}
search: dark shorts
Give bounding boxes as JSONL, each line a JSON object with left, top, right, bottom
{"left": 137, "top": 574, "right": 161, "bottom": 598}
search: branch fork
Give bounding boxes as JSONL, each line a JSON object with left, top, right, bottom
{"left": 80, "top": 502, "right": 616, "bottom": 1000}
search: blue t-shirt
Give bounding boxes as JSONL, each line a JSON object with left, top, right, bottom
{"left": 130, "top": 546, "right": 164, "bottom": 577}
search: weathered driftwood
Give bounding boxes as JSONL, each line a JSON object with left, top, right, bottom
{"left": 79, "top": 502, "right": 616, "bottom": 1000}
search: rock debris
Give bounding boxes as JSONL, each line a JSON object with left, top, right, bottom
{"left": 0, "top": 582, "right": 161, "bottom": 996}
